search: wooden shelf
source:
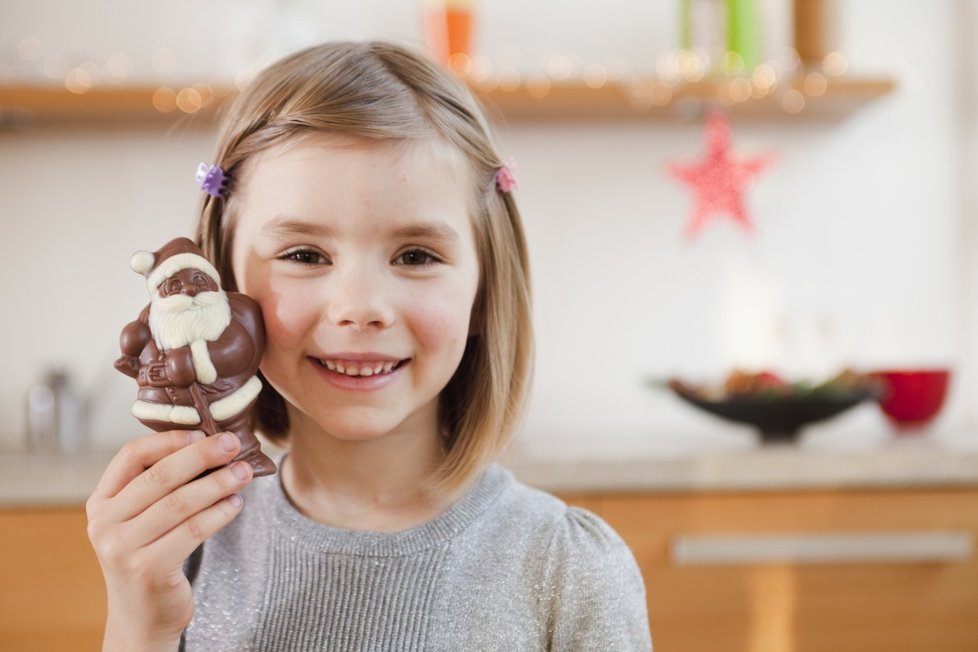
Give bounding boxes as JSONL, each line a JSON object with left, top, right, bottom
{"left": 0, "top": 75, "right": 896, "bottom": 127}
{"left": 474, "top": 75, "right": 896, "bottom": 121}
{"left": 0, "top": 84, "right": 230, "bottom": 127}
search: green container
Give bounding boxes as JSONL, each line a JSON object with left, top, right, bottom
{"left": 726, "top": 0, "right": 763, "bottom": 72}
{"left": 679, "top": 0, "right": 763, "bottom": 73}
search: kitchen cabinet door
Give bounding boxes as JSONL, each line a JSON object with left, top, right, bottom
{"left": 576, "top": 488, "right": 978, "bottom": 652}
{"left": 0, "top": 507, "right": 105, "bottom": 651}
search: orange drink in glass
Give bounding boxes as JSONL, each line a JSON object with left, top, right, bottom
{"left": 423, "top": 0, "right": 475, "bottom": 71}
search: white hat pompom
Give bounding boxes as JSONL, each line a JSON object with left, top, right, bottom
{"left": 130, "top": 251, "right": 155, "bottom": 276}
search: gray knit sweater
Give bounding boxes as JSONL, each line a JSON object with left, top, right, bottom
{"left": 181, "top": 463, "right": 652, "bottom": 651}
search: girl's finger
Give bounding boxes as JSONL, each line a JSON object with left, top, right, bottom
{"left": 124, "top": 460, "right": 253, "bottom": 550}
{"left": 145, "top": 492, "right": 247, "bottom": 570}
{"left": 91, "top": 430, "right": 205, "bottom": 500}
{"left": 110, "top": 432, "right": 242, "bottom": 523}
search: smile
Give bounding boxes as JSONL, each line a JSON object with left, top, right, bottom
{"left": 313, "top": 358, "right": 407, "bottom": 377}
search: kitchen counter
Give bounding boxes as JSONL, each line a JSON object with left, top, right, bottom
{"left": 509, "top": 440, "right": 978, "bottom": 493}
{"left": 4, "top": 431, "right": 978, "bottom": 505}
{"left": 0, "top": 452, "right": 114, "bottom": 506}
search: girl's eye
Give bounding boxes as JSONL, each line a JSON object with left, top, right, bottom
{"left": 394, "top": 248, "right": 441, "bottom": 267}
{"left": 280, "top": 248, "right": 329, "bottom": 266}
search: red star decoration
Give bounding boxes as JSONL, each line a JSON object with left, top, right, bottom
{"left": 669, "top": 110, "right": 775, "bottom": 238}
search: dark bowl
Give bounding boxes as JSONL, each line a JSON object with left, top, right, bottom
{"left": 670, "top": 388, "right": 876, "bottom": 443}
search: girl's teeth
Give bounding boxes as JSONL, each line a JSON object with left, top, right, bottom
{"left": 319, "top": 359, "right": 401, "bottom": 376}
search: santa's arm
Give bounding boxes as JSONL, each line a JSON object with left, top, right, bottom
{"left": 206, "top": 322, "right": 257, "bottom": 377}
{"left": 114, "top": 308, "right": 151, "bottom": 379}
{"left": 206, "top": 298, "right": 264, "bottom": 377}
{"left": 163, "top": 347, "right": 198, "bottom": 387}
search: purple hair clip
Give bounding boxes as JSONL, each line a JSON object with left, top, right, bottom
{"left": 195, "top": 162, "right": 227, "bottom": 198}
{"left": 495, "top": 158, "right": 519, "bottom": 193}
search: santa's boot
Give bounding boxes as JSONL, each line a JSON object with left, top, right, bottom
{"left": 223, "top": 416, "right": 277, "bottom": 476}
{"left": 234, "top": 435, "right": 275, "bottom": 477}
{"left": 236, "top": 438, "right": 277, "bottom": 477}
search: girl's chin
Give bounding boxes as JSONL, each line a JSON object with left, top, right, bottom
{"left": 294, "top": 419, "right": 390, "bottom": 442}
{"left": 284, "top": 397, "right": 441, "bottom": 444}
{"left": 292, "top": 411, "right": 415, "bottom": 443}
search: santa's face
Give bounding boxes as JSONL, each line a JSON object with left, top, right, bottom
{"left": 229, "top": 134, "right": 479, "bottom": 450}
{"left": 158, "top": 268, "right": 218, "bottom": 298}
{"left": 149, "top": 268, "right": 231, "bottom": 350}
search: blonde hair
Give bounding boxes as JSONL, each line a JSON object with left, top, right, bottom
{"left": 196, "top": 41, "right": 533, "bottom": 491}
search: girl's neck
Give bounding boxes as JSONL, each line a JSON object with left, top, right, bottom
{"left": 279, "top": 413, "right": 455, "bottom": 533}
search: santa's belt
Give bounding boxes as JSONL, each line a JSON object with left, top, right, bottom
{"left": 131, "top": 376, "right": 262, "bottom": 426}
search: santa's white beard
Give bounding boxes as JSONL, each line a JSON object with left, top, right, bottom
{"left": 149, "top": 290, "right": 232, "bottom": 351}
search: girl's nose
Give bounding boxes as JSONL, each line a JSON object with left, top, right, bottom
{"left": 324, "top": 270, "right": 395, "bottom": 330}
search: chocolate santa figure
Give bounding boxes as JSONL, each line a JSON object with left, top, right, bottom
{"left": 114, "top": 237, "right": 276, "bottom": 476}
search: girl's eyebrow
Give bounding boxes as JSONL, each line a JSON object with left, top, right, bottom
{"left": 260, "top": 218, "right": 334, "bottom": 238}
{"left": 260, "top": 217, "right": 460, "bottom": 242}
{"left": 391, "top": 223, "right": 460, "bottom": 242}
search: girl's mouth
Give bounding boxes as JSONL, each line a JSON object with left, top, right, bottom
{"left": 311, "top": 357, "right": 409, "bottom": 377}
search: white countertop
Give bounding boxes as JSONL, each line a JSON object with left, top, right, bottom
{"left": 4, "top": 430, "right": 978, "bottom": 506}
{"left": 0, "top": 451, "right": 108, "bottom": 507}
{"left": 508, "top": 443, "right": 978, "bottom": 493}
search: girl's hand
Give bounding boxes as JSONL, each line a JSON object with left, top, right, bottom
{"left": 86, "top": 429, "right": 254, "bottom": 652}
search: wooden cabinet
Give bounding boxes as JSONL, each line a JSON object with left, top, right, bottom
{"left": 7, "top": 486, "right": 976, "bottom": 651}
{"left": 0, "top": 507, "right": 105, "bottom": 652}
{"left": 560, "top": 487, "right": 978, "bottom": 652}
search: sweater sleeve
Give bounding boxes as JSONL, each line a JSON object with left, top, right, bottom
{"left": 544, "top": 506, "right": 652, "bottom": 651}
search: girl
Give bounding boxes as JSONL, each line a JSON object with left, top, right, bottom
{"left": 87, "top": 41, "right": 652, "bottom": 651}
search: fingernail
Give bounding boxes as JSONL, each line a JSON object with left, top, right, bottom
{"left": 219, "top": 432, "right": 238, "bottom": 452}
{"left": 188, "top": 430, "right": 206, "bottom": 443}
{"left": 227, "top": 494, "right": 243, "bottom": 508}
{"left": 230, "top": 461, "right": 251, "bottom": 480}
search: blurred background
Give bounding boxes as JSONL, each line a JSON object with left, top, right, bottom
{"left": 3, "top": 1, "right": 978, "bottom": 651}
{"left": 1, "top": 0, "right": 976, "bottom": 454}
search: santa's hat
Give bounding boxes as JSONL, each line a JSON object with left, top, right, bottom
{"left": 130, "top": 237, "right": 222, "bottom": 294}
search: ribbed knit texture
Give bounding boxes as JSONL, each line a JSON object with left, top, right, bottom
{"left": 255, "top": 541, "right": 447, "bottom": 649}
{"left": 181, "top": 463, "right": 652, "bottom": 651}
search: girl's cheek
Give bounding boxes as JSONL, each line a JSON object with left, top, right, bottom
{"left": 407, "top": 288, "right": 475, "bottom": 351}
{"left": 258, "top": 288, "right": 318, "bottom": 344}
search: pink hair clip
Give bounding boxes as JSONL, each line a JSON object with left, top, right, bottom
{"left": 195, "top": 162, "right": 227, "bottom": 198}
{"left": 495, "top": 158, "right": 519, "bottom": 193}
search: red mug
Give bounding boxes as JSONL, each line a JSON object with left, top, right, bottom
{"left": 872, "top": 369, "right": 951, "bottom": 431}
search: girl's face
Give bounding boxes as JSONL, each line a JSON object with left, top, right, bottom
{"left": 230, "top": 134, "right": 480, "bottom": 445}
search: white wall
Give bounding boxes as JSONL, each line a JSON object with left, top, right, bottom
{"left": 0, "top": 0, "right": 971, "bottom": 455}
